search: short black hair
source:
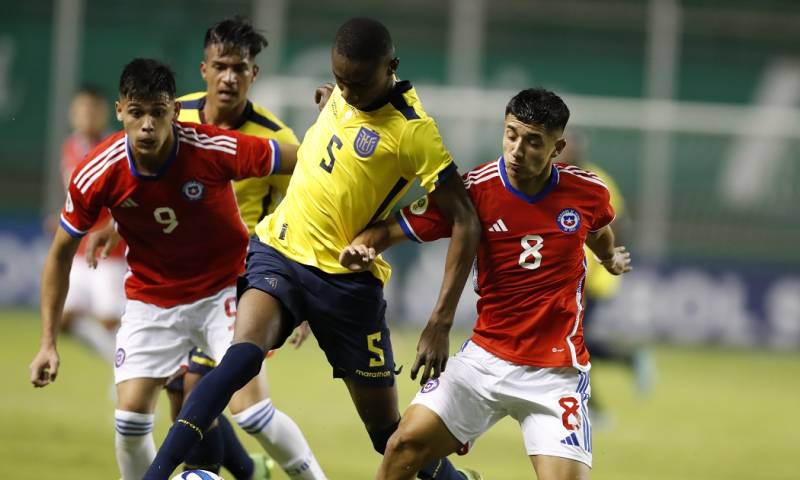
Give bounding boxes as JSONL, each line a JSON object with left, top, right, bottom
{"left": 505, "top": 88, "right": 570, "bottom": 133}
{"left": 204, "top": 16, "right": 268, "bottom": 59}
{"left": 119, "top": 58, "right": 176, "bottom": 101}
{"left": 334, "top": 17, "right": 394, "bottom": 61}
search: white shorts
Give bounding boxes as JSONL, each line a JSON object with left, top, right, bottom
{"left": 411, "top": 341, "right": 593, "bottom": 467}
{"left": 63, "top": 255, "right": 127, "bottom": 319}
{"left": 114, "top": 287, "right": 237, "bottom": 384}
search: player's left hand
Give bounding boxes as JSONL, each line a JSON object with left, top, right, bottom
{"left": 339, "top": 244, "right": 376, "bottom": 272}
{"left": 288, "top": 321, "right": 311, "bottom": 349}
{"left": 29, "top": 345, "right": 60, "bottom": 388}
{"left": 411, "top": 321, "right": 451, "bottom": 385}
{"left": 315, "top": 83, "right": 334, "bottom": 111}
{"left": 85, "top": 221, "right": 121, "bottom": 268}
{"left": 599, "top": 246, "right": 632, "bottom": 275}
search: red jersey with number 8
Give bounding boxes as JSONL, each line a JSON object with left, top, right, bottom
{"left": 59, "top": 121, "right": 281, "bottom": 308}
{"left": 397, "top": 158, "right": 615, "bottom": 369}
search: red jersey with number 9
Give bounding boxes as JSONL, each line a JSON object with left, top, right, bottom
{"left": 397, "top": 158, "right": 615, "bottom": 369}
{"left": 59, "top": 121, "right": 281, "bottom": 308}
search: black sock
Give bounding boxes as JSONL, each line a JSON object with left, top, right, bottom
{"left": 218, "top": 415, "right": 255, "bottom": 479}
{"left": 184, "top": 423, "right": 223, "bottom": 473}
{"left": 418, "top": 458, "right": 465, "bottom": 480}
{"left": 143, "top": 342, "right": 264, "bottom": 479}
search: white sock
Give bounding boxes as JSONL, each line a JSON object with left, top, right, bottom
{"left": 114, "top": 410, "right": 156, "bottom": 480}
{"left": 232, "top": 398, "right": 326, "bottom": 479}
{"left": 71, "top": 316, "right": 116, "bottom": 363}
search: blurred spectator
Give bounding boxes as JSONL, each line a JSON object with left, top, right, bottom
{"left": 56, "top": 86, "right": 125, "bottom": 362}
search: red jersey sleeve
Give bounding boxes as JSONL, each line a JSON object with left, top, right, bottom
{"left": 60, "top": 172, "right": 102, "bottom": 238}
{"left": 177, "top": 123, "right": 279, "bottom": 180}
{"left": 229, "top": 131, "right": 280, "bottom": 179}
{"left": 395, "top": 194, "right": 452, "bottom": 242}
{"left": 589, "top": 187, "right": 616, "bottom": 231}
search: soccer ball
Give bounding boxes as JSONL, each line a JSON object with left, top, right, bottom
{"left": 170, "top": 470, "right": 223, "bottom": 480}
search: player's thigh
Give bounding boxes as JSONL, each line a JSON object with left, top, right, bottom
{"left": 531, "top": 454, "right": 591, "bottom": 480}
{"left": 114, "top": 299, "right": 194, "bottom": 385}
{"left": 409, "top": 344, "right": 506, "bottom": 454}
{"left": 233, "top": 288, "right": 291, "bottom": 350}
{"left": 116, "top": 377, "right": 166, "bottom": 413}
{"left": 511, "top": 368, "right": 593, "bottom": 470}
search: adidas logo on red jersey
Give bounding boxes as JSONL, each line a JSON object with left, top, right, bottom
{"left": 488, "top": 219, "right": 508, "bottom": 232}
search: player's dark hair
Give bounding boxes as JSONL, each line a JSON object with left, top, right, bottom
{"left": 119, "top": 58, "right": 176, "bottom": 101}
{"left": 505, "top": 88, "right": 570, "bottom": 133}
{"left": 334, "top": 17, "right": 394, "bottom": 61}
{"left": 204, "top": 16, "right": 268, "bottom": 59}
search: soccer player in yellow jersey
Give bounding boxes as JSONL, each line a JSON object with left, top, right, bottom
{"left": 146, "top": 17, "right": 482, "bottom": 480}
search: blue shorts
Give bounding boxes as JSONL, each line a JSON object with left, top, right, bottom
{"left": 237, "top": 237, "right": 396, "bottom": 387}
{"left": 164, "top": 348, "right": 216, "bottom": 392}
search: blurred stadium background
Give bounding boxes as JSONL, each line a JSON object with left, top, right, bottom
{"left": 2, "top": 0, "right": 799, "bottom": 478}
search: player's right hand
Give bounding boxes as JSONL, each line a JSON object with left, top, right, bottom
{"left": 85, "top": 222, "right": 121, "bottom": 268}
{"left": 599, "top": 246, "right": 632, "bottom": 275}
{"left": 315, "top": 83, "right": 334, "bottom": 111}
{"left": 29, "top": 345, "right": 60, "bottom": 388}
{"left": 339, "top": 244, "right": 376, "bottom": 272}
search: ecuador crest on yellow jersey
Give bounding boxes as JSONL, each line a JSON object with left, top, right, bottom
{"left": 255, "top": 81, "right": 455, "bottom": 284}
{"left": 177, "top": 92, "right": 299, "bottom": 233}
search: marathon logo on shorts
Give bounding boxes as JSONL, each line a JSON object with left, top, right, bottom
{"left": 354, "top": 127, "right": 380, "bottom": 157}
{"left": 420, "top": 378, "right": 440, "bottom": 393}
{"left": 556, "top": 208, "right": 581, "bottom": 233}
{"left": 115, "top": 348, "right": 126, "bottom": 368}
{"left": 182, "top": 180, "right": 205, "bottom": 201}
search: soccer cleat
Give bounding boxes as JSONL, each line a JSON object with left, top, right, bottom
{"left": 249, "top": 452, "right": 275, "bottom": 480}
{"left": 457, "top": 468, "right": 484, "bottom": 480}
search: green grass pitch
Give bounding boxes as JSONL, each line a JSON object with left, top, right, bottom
{"left": 2, "top": 309, "right": 798, "bottom": 479}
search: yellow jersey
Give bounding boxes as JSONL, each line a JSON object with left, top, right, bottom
{"left": 255, "top": 81, "right": 455, "bottom": 284}
{"left": 584, "top": 162, "right": 625, "bottom": 299}
{"left": 177, "top": 92, "right": 299, "bottom": 233}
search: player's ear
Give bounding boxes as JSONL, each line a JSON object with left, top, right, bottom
{"left": 173, "top": 101, "right": 181, "bottom": 121}
{"left": 552, "top": 136, "right": 567, "bottom": 159}
{"left": 252, "top": 64, "right": 260, "bottom": 80}
{"left": 114, "top": 100, "right": 123, "bottom": 122}
{"left": 388, "top": 57, "right": 399, "bottom": 75}
{"left": 200, "top": 61, "right": 208, "bottom": 82}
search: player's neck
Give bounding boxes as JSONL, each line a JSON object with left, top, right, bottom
{"left": 131, "top": 132, "right": 175, "bottom": 175}
{"left": 509, "top": 163, "right": 553, "bottom": 197}
{"left": 202, "top": 99, "right": 247, "bottom": 130}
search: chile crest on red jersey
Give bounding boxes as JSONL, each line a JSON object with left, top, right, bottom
{"left": 556, "top": 208, "right": 581, "bottom": 233}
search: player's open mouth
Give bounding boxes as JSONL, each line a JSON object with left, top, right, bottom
{"left": 137, "top": 139, "right": 156, "bottom": 148}
{"left": 218, "top": 90, "right": 237, "bottom": 100}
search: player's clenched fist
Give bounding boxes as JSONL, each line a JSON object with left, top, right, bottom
{"left": 29, "top": 345, "right": 60, "bottom": 388}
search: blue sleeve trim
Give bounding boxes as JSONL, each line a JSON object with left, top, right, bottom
{"left": 60, "top": 217, "right": 86, "bottom": 239}
{"left": 269, "top": 139, "right": 281, "bottom": 175}
{"left": 395, "top": 211, "right": 422, "bottom": 243}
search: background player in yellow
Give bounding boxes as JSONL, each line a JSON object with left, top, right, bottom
{"left": 174, "top": 17, "right": 323, "bottom": 480}
{"left": 146, "top": 17, "right": 482, "bottom": 480}
{"left": 561, "top": 129, "right": 654, "bottom": 426}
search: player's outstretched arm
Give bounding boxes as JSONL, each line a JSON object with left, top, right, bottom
{"left": 339, "top": 218, "right": 409, "bottom": 272}
{"left": 30, "top": 228, "right": 81, "bottom": 388}
{"left": 412, "top": 174, "right": 480, "bottom": 385}
{"left": 273, "top": 142, "right": 299, "bottom": 175}
{"left": 586, "top": 225, "right": 632, "bottom": 275}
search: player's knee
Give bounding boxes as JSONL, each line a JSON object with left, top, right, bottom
{"left": 384, "top": 428, "right": 428, "bottom": 464}
{"left": 368, "top": 420, "right": 400, "bottom": 454}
